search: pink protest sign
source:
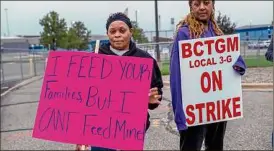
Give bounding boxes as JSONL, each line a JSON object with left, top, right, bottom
{"left": 32, "top": 51, "right": 153, "bottom": 150}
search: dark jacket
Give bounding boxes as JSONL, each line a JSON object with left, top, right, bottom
{"left": 99, "top": 41, "right": 164, "bottom": 130}
{"left": 265, "top": 36, "right": 273, "bottom": 62}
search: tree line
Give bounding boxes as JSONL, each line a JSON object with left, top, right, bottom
{"left": 39, "top": 11, "right": 236, "bottom": 50}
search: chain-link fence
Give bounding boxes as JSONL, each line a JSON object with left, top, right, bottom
{"left": 1, "top": 39, "right": 271, "bottom": 92}
{"left": 1, "top": 49, "right": 48, "bottom": 92}
{"left": 136, "top": 39, "right": 271, "bottom": 75}
{"left": 137, "top": 40, "right": 269, "bottom": 60}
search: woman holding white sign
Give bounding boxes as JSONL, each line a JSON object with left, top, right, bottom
{"left": 76, "top": 12, "right": 163, "bottom": 151}
{"left": 170, "top": 0, "right": 246, "bottom": 150}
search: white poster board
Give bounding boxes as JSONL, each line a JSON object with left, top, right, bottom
{"left": 178, "top": 34, "right": 243, "bottom": 126}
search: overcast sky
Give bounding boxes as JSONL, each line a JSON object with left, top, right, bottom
{"left": 1, "top": 1, "right": 273, "bottom": 36}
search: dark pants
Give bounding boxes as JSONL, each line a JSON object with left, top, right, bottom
{"left": 90, "top": 147, "right": 116, "bottom": 151}
{"left": 179, "top": 121, "right": 227, "bottom": 151}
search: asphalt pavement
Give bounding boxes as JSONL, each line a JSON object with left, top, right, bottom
{"left": 1, "top": 78, "right": 273, "bottom": 150}
{"left": 163, "top": 88, "right": 273, "bottom": 150}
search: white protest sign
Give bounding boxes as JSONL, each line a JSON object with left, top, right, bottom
{"left": 178, "top": 34, "right": 243, "bottom": 126}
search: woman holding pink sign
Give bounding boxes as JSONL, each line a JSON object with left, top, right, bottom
{"left": 170, "top": 0, "right": 246, "bottom": 150}
{"left": 76, "top": 12, "right": 163, "bottom": 151}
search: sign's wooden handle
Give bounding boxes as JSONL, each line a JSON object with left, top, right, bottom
{"left": 95, "top": 40, "right": 100, "bottom": 54}
{"left": 74, "top": 40, "right": 100, "bottom": 151}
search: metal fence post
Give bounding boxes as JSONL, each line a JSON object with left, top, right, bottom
{"left": 29, "top": 57, "right": 33, "bottom": 76}
{"left": 44, "top": 52, "right": 48, "bottom": 71}
{"left": 33, "top": 51, "right": 37, "bottom": 76}
{"left": 1, "top": 58, "right": 4, "bottom": 82}
{"left": 243, "top": 41, "right": 246, "bottom": 59}
{"left": 19, "top": 51, "right": 24, "bottom": 80}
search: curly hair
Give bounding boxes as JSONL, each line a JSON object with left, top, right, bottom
{"left": 175, "top": 0, "right": 223, "bottom": 39}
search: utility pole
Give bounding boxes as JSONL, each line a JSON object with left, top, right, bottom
{"left": 154, "top": 0, "right": 160, "bottom": 63}
{"left": 4, "top": 8, "right": 10, "bottom": 36}
{"left": 159, "top": 15, "right": 161, "bottom": 31}
{"left": 135, "top": 10, "right": 138, "bottom": 26}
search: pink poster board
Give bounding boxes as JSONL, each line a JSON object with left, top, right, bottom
{"left": 32, "top": 51, "right": 153, "bottom": 150}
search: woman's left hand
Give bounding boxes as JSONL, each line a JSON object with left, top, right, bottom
{"left": 233, "top": 66, "right": 241, "bottom": 71}
{"left": 149, "top": 87, "right": 161, "bottom": 104}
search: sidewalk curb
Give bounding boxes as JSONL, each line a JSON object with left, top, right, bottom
{"left": 1, "top": 76, "right": 43, "bottom": 98}
{"left": 163, "top": 81, "right": 273, "bottom": 90}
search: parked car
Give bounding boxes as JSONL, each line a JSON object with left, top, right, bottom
{"left": 248, "top": 40, "right": 271, "bottom": 49}
{"left": 262, "top": 40, "right": 271, "bottom": 48}
{"left": 162, "top": 48, "right": 169, "bottom": 54}
{"left": 248, "top": 42, "right": 257, "bottom": 49}
{"left": 256, "top": 41, "right": 265, "bottom": 48}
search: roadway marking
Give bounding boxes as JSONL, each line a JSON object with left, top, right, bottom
{"left": 13, "top": 55, "right": 43, "bottom": 59}
{"left": 1, "top": 86, "right": 9, "bottom": 90}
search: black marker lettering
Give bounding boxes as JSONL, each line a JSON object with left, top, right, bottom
{"left": 48, "top": 108, "right": 56, "bottom": 130}
{"left": 86, "top": 86, "right": 98, "bottom": 107}
{"left": 44, "top": 80, "right": 57, "bottom": 99}
{"left": 118, "top": 91, "right": 135, "bottom": 114}
{"left": 78, "top": 56, "right": 89, "bottom": 78}
{"left": 126, "top": 128, "right": 137, "bottom": 139}
{"left": 97, "top": 127, "right": 103, "bottom": 135}
{"left": 91, "top": 126, "right": 97, "bottom": 135}
{"left": 119, "top": 60, "right": 127, "bottom": 80}
{"left": 114, "top": 119, "right": 126, "bottom": 140}
{"left": 77, "top": 92, "right": 83, "bottom": 103}
{"left": 65, "top": 87, "right": 69, "bottom": 100}
{"left": 72, "top": 92, "right": 77, "bottom": 100}
{"left": 139, "top": 64, "right": 151, "bottom": 81}
{"left": 107, "top": 90, "right": 114, "bottom": 109}
{"left": 55, "top": 109, "right": 66, "bottom": 131}
{"left": 102, "top": 117, "right": 112, "bottom": 139}
{"left": 83, "top": 114, "right": 97, "bottom": 135}
{"left": 97, "top": 90, "right": 112, "bottom": 110}
{"left": 67, "top": 55, "right": 79, "bottom": 77}
{"left": 100, "top": 58, "right": 112, "bottom": 79}
{"left": 47, "top": 56, "right": 61, "bottom": 76}
{"left": 126, "top": 63, "right": 135, "bottom": 79}
{"left": 66, "top": 111, "right": 79, "bottom": 133}
{"left": 38, "top": 107, "right": 52, "bottom": 132}
{"left": 136, "top": 123, "right": 146, "bottom": 141}
{"left": 88, "top": 56, "right": 100, "bottom": 78}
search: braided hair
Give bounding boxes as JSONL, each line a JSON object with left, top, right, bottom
{"left": 175, "top": 0, "right": 223, "bottom": 39}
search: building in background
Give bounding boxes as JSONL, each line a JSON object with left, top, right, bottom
{"left": 88, "top": 34, "right": 109, "bottom": 52}
{"left": 1, "top": 36, "right": 30, "bottom": 52}
{"left": 235, "top": 24, "right": 273, "bottom": 41}
{"left": 1, "top": 34, "right": 109, "bottom": 52}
